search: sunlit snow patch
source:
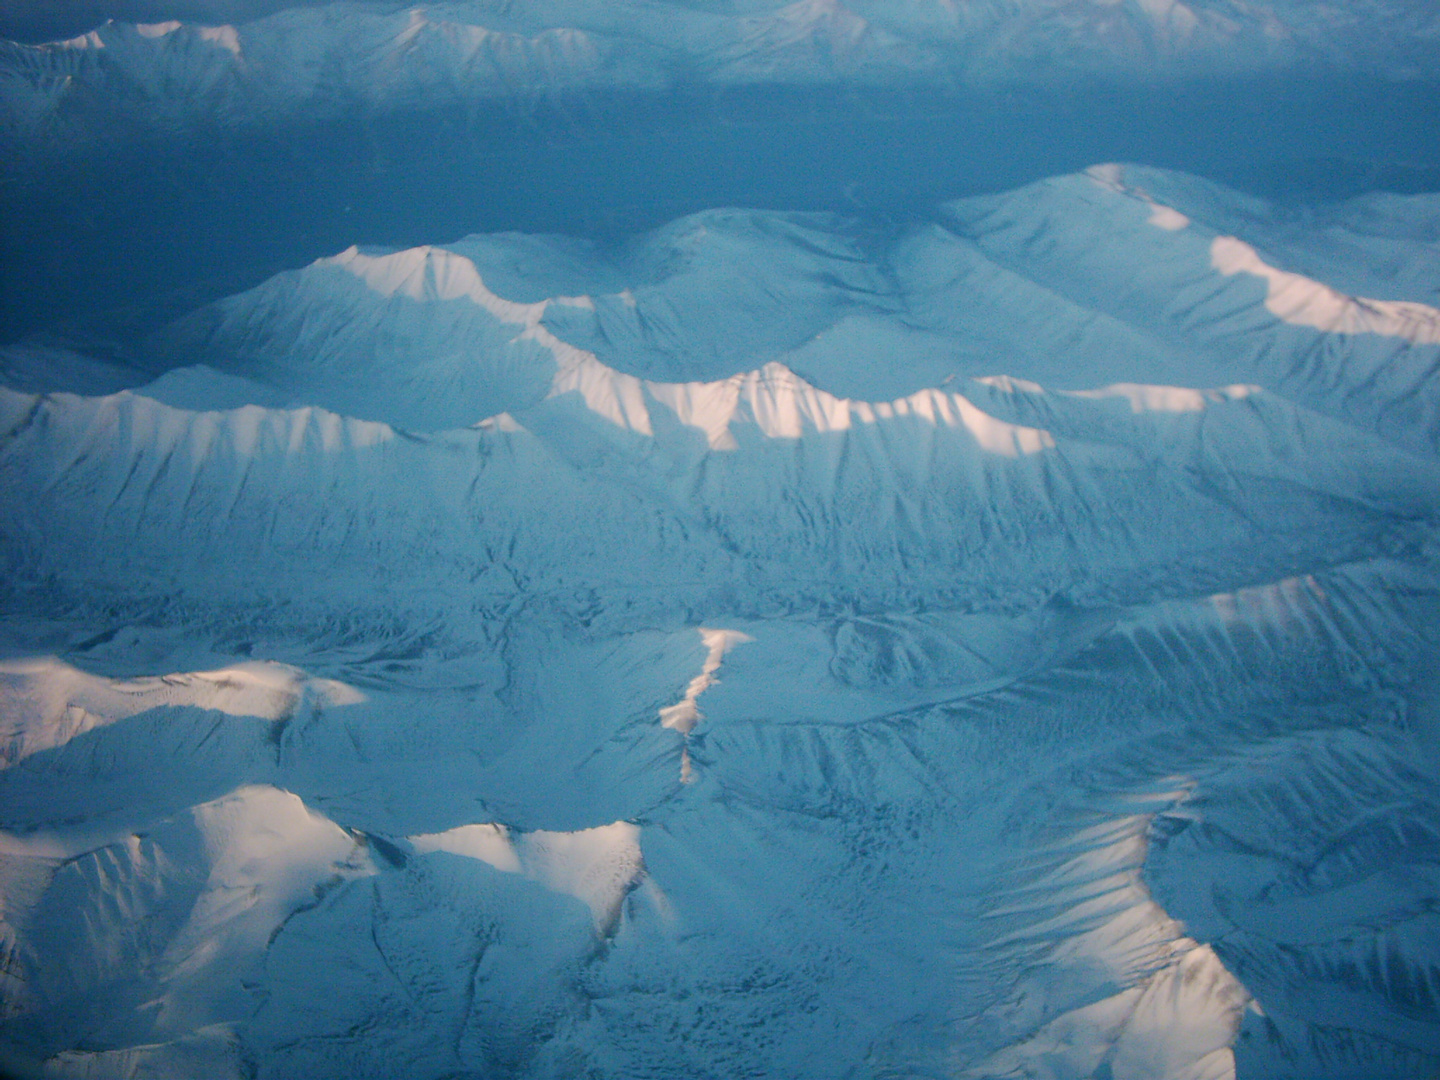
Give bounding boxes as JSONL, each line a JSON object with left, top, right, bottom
{"left": 0, "top": 785, "right": 371, "bottom": 1078}
{"left": 658, "top": 627, "right": 753, "bottom": 781}
{"left": 1065, "top": 381, "right": 1259, "bottom": 413}
{"left": 618, "top": 361, "right": 1056, "bottom": 455}
{"left": 1211, "top": 235, "right": 1440, "bottom": 344}
{"left": 966, "top": 793, "right": 1251, "bottom": 1080}
{"left": 657, "top": 628, "right": 753, "bottom": 736}
{"left": 410, "top": 820, "right": 643, "bottom": 934}
{"left": 0, "top": 657, "right": 362, "bottom": 766}
{"left": 1087, "top": 163, "right": 1192, "bottom": 231}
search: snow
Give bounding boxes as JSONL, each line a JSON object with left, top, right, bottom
{"left": 657, "top": 627, "right": 751, "bottom": 735}
{"left": 4, "top": 0, "right": 1437, "bottom": 127}
{"left": 1, "top": 164, "right": 1439, "bottom": 1077}
{"left": 1211, "top": 235, "right": 1440, "bottom": 344}
{"left": 409, "top": 820, "right": 643, "bottom": 932}
{"left": 0, "top": 782, "right": 371, "bottom": 1076}
{"left": 936, "top": 167, "right": 1440, "bottom": 456}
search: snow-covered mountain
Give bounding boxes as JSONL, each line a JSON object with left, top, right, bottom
{"left": 2, "top": 160, "right": 1439, "bottom": 1078}
{"left": 7, "top": 0, "right": 1440, "bottom": 109}
{"left": 4, "top": 1, "right": 1440, "bottom": 175}
{"left": 7, "top": 1, "right": 1440, "bottom": 350}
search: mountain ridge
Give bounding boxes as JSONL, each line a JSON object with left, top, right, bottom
{"left": 3, "top": 162, "right": 1440, "bottom": 1078}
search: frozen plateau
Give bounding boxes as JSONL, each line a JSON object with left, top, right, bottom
{"left": 2, "top": 3, "right": 1440, "bottom": 1080}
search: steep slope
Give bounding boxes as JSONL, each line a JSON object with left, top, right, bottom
{"left": 2, "top": 167, "right": 1439, "bottom": 1078}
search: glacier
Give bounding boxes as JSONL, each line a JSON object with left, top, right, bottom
{"left": 2, "top": 4, "right": 1440, "bottom": 1080}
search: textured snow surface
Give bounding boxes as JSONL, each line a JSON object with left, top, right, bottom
{"left": 6, "top": 0, "right": 1440, "bottom": 99}
{"left": 3, "top": 0, "right": 1440, "bottom": 169}
{"left": 2, "top": 165, "right": 1440, "bottom": 1078}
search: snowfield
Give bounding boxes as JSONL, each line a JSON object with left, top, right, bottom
{"left": 2, "top": 153, "right": 1439, "bottom": 1078}
{"left": 5, "top": 0, "right": 1440, "bottom": 131}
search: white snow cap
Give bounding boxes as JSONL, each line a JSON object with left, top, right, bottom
{"left": 5, "top": 0, "right": 1438, "bottom": 111}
